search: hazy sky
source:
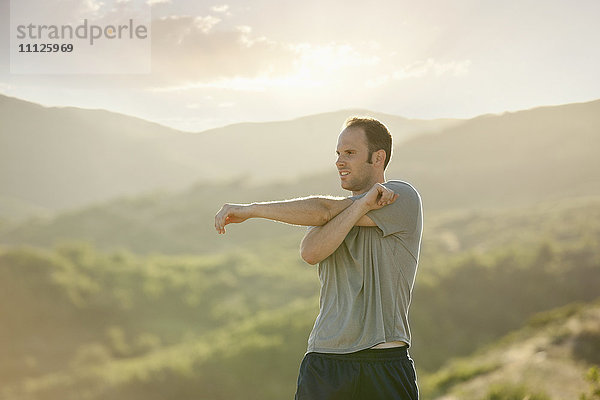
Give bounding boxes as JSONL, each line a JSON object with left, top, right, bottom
{"left": 1, "top": 0, "right": 599, "bottom": 131}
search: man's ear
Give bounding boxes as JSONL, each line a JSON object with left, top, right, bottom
{"left": 373, "top": 149, "right": 386, "bottom": 167}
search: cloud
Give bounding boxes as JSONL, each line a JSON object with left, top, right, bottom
{"left": 83, "top": 0, "right": 104, "bottom": 13}
{"left": 365, "top": 58, "right": 472, "bottom": 88}
{"left": 25, "top": 0, "right": 152, "bottom": 27}
{"left": 365, "top": 75, "right": 390, "bottom": 89}
{"left": 149, "top": 75, "right": 323, "bottom": 93}
{"left": 0, "top": 82, "right": 13, "bottom": 93}
{"left": 291, "top": 42, "right": 380, "bottom": 72}
{"left": 148, "top": 40, "right": 383, "bottom": 92}
{"left": 150, "top": 16, "right": 296, "bottom": 85}
{"left": 211, "top": 4, "right": 230, "bottom": 13}
{"left": 194, "top": 15, "right": 221, "bottom": 33}
{"left": 45, "top": 0, "right": 108, "bottom": 21}
{"left": 149, "top": 16, "right": 390, "bottom": 93}
{"left": 392, "top": 58, "right": 472, "bottom": 80}
{"left": 236, "top": 25, "right": 252, "bottom": 34}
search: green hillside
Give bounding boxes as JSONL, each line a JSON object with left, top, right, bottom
{"left": 1, "top": 170, "right": 599, "bottom": 259}
{"left": 2, "top": 96, "right": 599, "bottom": 399}
{"left": 0, "top": 239, "right": 317, "bottom": 400}
{"left": 1, "top": 201, "right": 599, "bottom": 399}
{"left": 421, "top": 300, "right": 600, "bottom": 400}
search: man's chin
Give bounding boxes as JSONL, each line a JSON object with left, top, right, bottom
{"left": 340, "top": 180, "right": 353, "bottom": 191}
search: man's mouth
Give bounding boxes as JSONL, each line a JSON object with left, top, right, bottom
{"left": 339, "top": 171, "right": 350, "bottom": 177}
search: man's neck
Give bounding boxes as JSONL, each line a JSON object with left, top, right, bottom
{"left": 352, "top": 174, "right": 386, "bottom": 196}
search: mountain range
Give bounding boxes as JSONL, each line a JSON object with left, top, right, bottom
{"left": 0, "top": 93, "right": 459, "bottom": 218}
{"left": 2, "top": 94, "right": 599, "bottom": 225}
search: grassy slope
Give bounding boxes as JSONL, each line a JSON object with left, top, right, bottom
{"left": 422, "top": 301, "right": 600, "bottom": 400}
{"left": 1, "top": 197, "right": 599, "bottom": 399}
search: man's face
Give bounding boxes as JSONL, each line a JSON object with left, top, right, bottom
{"left": 335, "top": 127, "right": 376, "bottom": 194}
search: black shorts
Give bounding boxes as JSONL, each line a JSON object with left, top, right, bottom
{"left": 294, "top": 346, "right": 419, "bottom": 400}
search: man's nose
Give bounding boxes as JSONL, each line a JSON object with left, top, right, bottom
{"left": 336, "top": 156, "right": 344, "bottom": 167}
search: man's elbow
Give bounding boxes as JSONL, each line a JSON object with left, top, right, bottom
{"left": 300, "top": 243, "right": 321, "bottom": 265}
{"left": 315, "top": 214, "right": 329, "bottom": 226}
{"left": 313, "top": 197, "right": 339, "bottom": 226}
{"left": 300, "top": 249, "right": 320, "bottom": 265}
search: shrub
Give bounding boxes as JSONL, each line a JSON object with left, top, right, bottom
{"left": 483, "top": 382, "right": 550, "bottom": 400}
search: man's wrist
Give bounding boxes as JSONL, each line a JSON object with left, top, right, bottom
{"left": 246, "top": 203, "right": 258, "bottom": 219}
{"left": 353, "top": 196, "right": 374, "bottom": 214}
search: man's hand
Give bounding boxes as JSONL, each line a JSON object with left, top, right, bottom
{"left": 214, "top": 203, "right": 252, "bottom": 234}
{"left": 356, "top": 183, "right": 398, "bottom": 211}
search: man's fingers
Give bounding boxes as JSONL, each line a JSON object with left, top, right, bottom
{"left": 377, "top": 188, "right": 397, "bottom": 206}
{"left": 214, "top": 207, "right": 228, "bottom": 234}
{"left": 366, "top": 184, "right": 396, "bottom": 208}
{"left": 215, "top": 204, "right": 244, "bottom": 234}
{"left": 220, "top": 215, "right": 229, "bottom": 234}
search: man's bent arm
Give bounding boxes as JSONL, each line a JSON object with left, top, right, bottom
{"left": 300, "top": 200, "right": 371, "bottom": 265}
{"left": 300, "top": 183, "right": 398, "bottom": 265}
{"left": 214, "top": 196, "right": 354, "bottom": 234}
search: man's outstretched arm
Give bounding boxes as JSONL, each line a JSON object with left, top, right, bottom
{"left": 214, "top": 196, "right": 355, "bottom": 234}
{"left": 300, "top": 184, "right": 398, "bottom": 265}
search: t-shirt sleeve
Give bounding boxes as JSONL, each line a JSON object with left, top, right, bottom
{"left": 350, "top": 181, "right": 422, "bottom": 237}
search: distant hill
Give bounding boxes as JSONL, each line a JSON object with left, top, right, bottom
{"left": 2, "top": 94, "right": 599, "bottom": 224}
{"left": 421, "top": 301, "right": 600, "bottom": 400}
{"left": 389, "top": 99, "right": 600, "bottom": 210}
{"left": 0, "top": 94, "right": 458, "bottom": 219}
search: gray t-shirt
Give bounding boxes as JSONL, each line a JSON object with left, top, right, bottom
{"left": 306, "top": 180, "right": 423, "bottom": 354}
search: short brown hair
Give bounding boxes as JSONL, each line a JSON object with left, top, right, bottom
{"left": 344, "top": 117, "right": 393, "bottom": 169}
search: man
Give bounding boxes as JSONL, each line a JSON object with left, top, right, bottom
{"left": 214, "top": 117, "right": 422, "bottom": 399}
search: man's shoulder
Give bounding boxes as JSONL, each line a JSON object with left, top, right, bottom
{"left": 364, "top": 180, "right": 422, "bottom": 238}
{"left": 383, "top": 180, "right": 421, "bottom": 198}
